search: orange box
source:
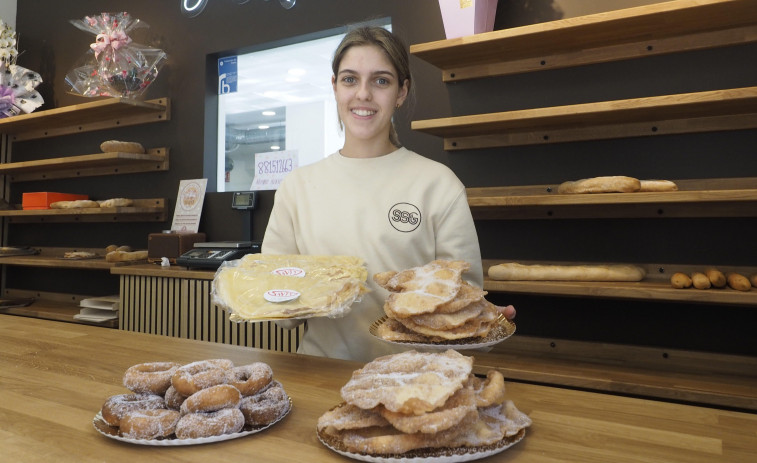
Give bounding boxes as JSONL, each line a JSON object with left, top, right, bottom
{"left": 22, "top": 192, "right": 89, "bottom": 210}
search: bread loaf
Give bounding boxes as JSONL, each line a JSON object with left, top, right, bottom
{"left": 50, "top": 200, "right": 100, "bottom": 209}
{"left": 639, "top": 180, "right": 678, "bottom": 192}
{"left": 557, "top": 176, "right": 640, "bottom": 194}
{"left": 750, "top": 274, "right": 757, "bottom": 288}
{"left": 670, "top": 273, "right": 692, "bottom": 289}
{"left": 488, "top": 262, "right": 645, "bottom": 282}
{"left": 726, "top": 273, "right": 751, "bottom": 292}
{"left": 105, "top": 250, "right": 148, "bottom": 262}
{"left": 98, "top": 198, "right": 133, "bottom": 208}
{"left": 100, "top": 140, "right": 145, "bottom": 154}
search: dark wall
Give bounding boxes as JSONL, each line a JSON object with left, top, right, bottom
{"left": 13, "top": 1, "right": 757, "bottom": 355}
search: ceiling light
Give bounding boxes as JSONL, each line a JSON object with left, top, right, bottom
{"left": 262, "top": 110, "right": 276, "bottom": 116}
{"left": 258, "top": 125, "right": 270, "bottom": 129}
{"left": 270, "top": 145, "right": 281, "bottom": 150}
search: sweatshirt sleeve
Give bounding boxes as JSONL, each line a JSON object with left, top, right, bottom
{"left": 434, "top": 186, "right": 484, "bottom": 288}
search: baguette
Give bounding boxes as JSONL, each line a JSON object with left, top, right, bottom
{"left": 557, "top": 176, "right": 640, "bottom": 194}
{"left": 488, "top": 262, "right": 645, "bottom": 282}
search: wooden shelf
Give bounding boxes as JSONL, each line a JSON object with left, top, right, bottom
{"left": 0, "top": 247, "right": 146, "bottom": 269}
{"left": 0, "top": 148, "right": 169, "bottom": 182}
{"left": 482, "top": 260, "right": 757, "bottom": 306}
{"left": 467, "top": 177, "right": 757, "bottom": 219}
{"left": 410, "top": 0, "right": 757, "bottom": 81}
{"left": 0, "top": 97, "right": 170, "bottom": 141}
{"left": 0, "top": 289, "right": 117, "bottom": 328}
{"left": 0, "top": 198, "right": 166, "bottom": 223}
{"left": 473, "top": 335, "right": 757, "bottom": 411}
{"left": 412, "top": 86, "right": 757, "bottom": 150}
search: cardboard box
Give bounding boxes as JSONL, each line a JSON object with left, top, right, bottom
{"left": 22, "top": 192, "right": 89, "bottom": 210}
{"left": 148, "top": 232, "right": 206, "bottom": 263}
{"left": 438, "top": 0, "right": 498, "bottom": 39}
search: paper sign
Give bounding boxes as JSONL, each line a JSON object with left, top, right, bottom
{"left": 171, "top": 179, "right": 208, "bottom": 232}
{"left": 218, "top": 56, "right": 238, "bottom": 94}
{"left": 250, "top": 150, "right": 298, "bottom": 191}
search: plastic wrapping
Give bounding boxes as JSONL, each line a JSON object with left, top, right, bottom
{"left": 0, "top": 18, "right": 44, "bottom": 117}
{"left": 212, "top": 254, "right": 369, "bottom": 322}
{"left": 66, "top": 12, "right": 166, "bottom": 98}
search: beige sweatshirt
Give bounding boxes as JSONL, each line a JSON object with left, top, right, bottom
{"left": 262, "top": 147, "right": 483, "bottom": 362}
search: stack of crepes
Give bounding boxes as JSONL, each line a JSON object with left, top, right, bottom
{"left": 373, "top": 259, "right": 504, "bottom": 343}
{"left": 212, "top": 254, "right": 368, "bottom": 321}
{"left": 317, "top": 350, "right": 531, "bottom": 456}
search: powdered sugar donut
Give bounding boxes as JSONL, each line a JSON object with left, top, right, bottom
{"left": 180, "top": 384, "right": 241, "bottom": 414}
{"left": 123, "top": 361, "right": 181, "bottom": 395}
{"left": 100, "top": 393, "right": 166, "bottom": 427}
{"left": 239, "top": 381, "right": 290, "bottom": 426}
{"left": 229, "top": 362, "right": 273, "bottom": 396}
{"left": 175, "top": 408, "right": 245, "bottom": 439}
{"left": 120, "top": 409, "right": 181, "bottom": 440}
{"left": 164, "top": 385, "right": 187, "bottom": 410}
{"left": 171, "top": 359, "right": 234, "bottom": 396}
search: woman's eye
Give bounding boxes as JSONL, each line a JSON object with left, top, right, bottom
{"left": 376, "top": 77, "right": 389, "bottom": 85}
{"left": 342, "top": 76, "right": 356, "bottom": 84}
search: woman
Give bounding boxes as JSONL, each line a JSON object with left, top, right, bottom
{"left": 262, "top": 25, "right": 514, "bottom": 361}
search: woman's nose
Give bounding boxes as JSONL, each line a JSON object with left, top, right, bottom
{"left": 356, "top": 82, "right": 371, "bottom": 100}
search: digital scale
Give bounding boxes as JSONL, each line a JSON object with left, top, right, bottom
{"left": 176, "top": 191, "right": 261, "bottom": 269}
{"left": 176, "top": 240, "right": 261, "bottom": 269}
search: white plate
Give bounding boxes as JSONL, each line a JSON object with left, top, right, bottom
{"left": 369, "top": 316, "right": 515, "bottom": 350}
{"left": 317, "top": 427, "right": 525, "bottom": 462}
{"left": 93, "top": 398, "right": 291, "bottom": 446}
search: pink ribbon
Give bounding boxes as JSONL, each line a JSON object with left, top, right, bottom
{"left": 90, "top": 30, "right": 132, "bottom": 58}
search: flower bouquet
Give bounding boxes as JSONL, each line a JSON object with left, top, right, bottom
{"left": 0, "top": 18, "right": 44, "bottom": 118}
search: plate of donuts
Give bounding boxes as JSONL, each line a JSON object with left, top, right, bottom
{"left": 93, "top": 359, "right": 292, "bottom": 446}
{"left": 93, "top": 398, "right": 291, "bottom": 446}
{"left": 369, "top": 315, "right": 516, "bottom": 350}
{"left": 317, "top": 428, "right": 526, "bottom": 463}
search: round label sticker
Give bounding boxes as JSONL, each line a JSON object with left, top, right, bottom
{"left": 264, "top": 289, "right": 300, "bottom": 303}
{"left": 271, "top": 267, "right": 306, "bottom": 277}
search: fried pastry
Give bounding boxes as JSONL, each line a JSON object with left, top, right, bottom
{"left": 373, "top": 259, "right": 506, "bottom": 344}
{"left": 340, "top": 349, "right": 473, "bottom": 415}
{"left": 318, "top": 351, "right": 532, "bottom": 456}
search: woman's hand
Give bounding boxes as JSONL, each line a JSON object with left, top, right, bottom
{"left": 497, "top": 304, "right": 516, "bottom": 320}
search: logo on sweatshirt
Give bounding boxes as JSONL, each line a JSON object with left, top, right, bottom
{"left": 388, "top": 203, "right": 421, "bottom": 232}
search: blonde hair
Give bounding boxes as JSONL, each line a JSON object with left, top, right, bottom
{"left": 332, "top": 26, "right": 413, "bottom": 147}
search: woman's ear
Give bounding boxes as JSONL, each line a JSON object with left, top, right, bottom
{"left": 396, "top": 78, "right": 409, "bottom": 106}
{"left": 331, "top": 74, "right": 337, "bottom": 91}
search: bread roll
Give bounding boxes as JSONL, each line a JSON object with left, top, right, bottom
{"left": 105, "top": 244, "right": 118, "bottom": 253}
{"left": 639, "top": 180, "right": 678, "bottom": 192}
{"left": 705, "top": 268, "right": 726, "bottom": 288}
{"left": 750, "top": 274, "right": 757, "bottom": 288}
{"left": 726, "top": 273, "right": 751, "bottom": 292}
{"left": 691, "top": 272, "right": 711, "bottom": 290}
{"left": 670, "top": 273, "right": 692, "bottom": 289}
{"left": 488, "top": 262, "right": 645, "bottom": 282}
{"left": 557, "top": 176, "right": 640, "bottom": 194}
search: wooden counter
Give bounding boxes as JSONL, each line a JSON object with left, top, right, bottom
{"left": 2, "top": 316, "right": 755, "bottom": 462}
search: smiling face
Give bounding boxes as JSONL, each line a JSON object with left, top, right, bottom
{"left": 332, "top": 44, "right": 409, "bottom": 158}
